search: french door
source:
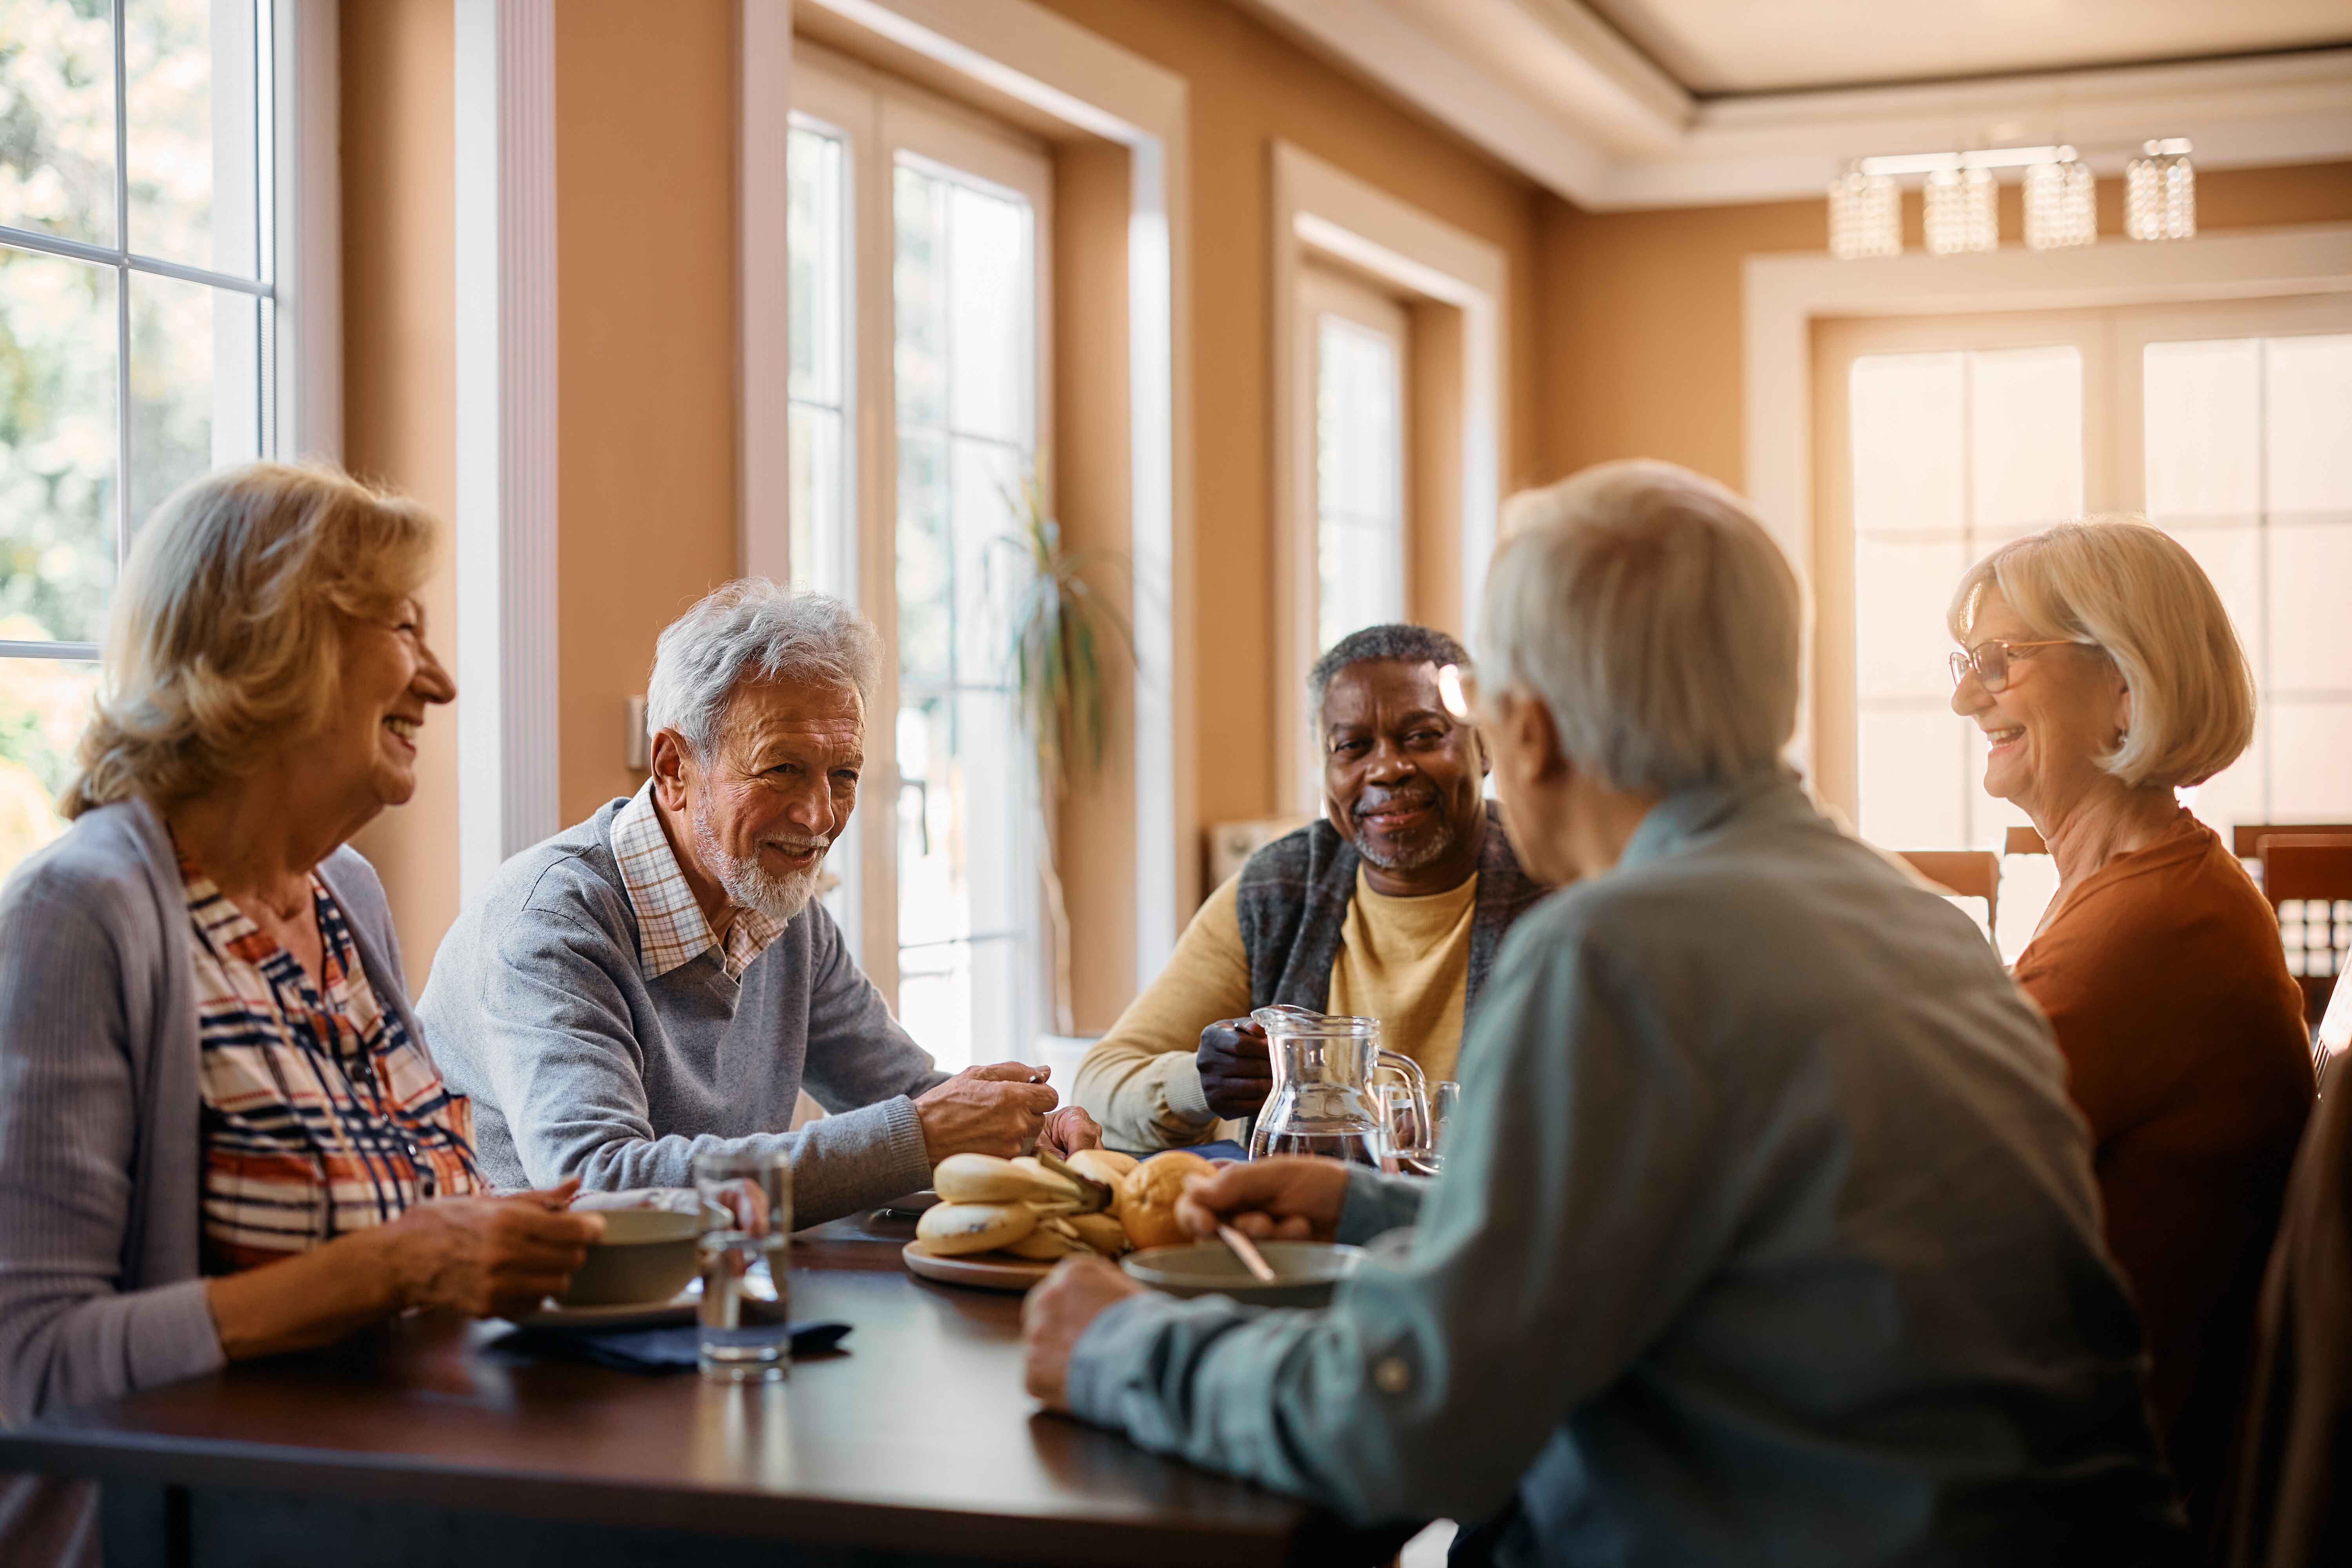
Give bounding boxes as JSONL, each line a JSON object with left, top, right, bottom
{"left": 789, "top": 47, "right": 1053, "bottom": 1068}
{"left": 1815, "top": 293, "right": 2352, "bottom": 950}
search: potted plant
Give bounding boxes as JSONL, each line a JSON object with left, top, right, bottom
{"left": 997, "top": 467, "right": 1134, "bottom": 1036}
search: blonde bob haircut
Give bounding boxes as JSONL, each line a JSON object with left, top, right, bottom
{"left": 1479, "top": 459, "right": 1802, "bottom": 795}
{"left": 1946, "top": 518, "right": 2254, "bottom": 790}
{"left": 64, "top": 461, "right": 436, "bottom": 818}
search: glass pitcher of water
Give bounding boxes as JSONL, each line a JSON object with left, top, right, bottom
{"left": 1246, "top": 1007, "right": 1431, "bottom": 1172}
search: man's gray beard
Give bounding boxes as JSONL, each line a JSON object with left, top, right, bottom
{"left": 1351, "top": 814, "right": 1455, "bottom": 873}
{"left": 692, "top": 800, "right": 826, "bottom": 924}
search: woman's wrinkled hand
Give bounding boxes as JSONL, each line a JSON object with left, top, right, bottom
{"left": 384, "top": 1178, "right": 607, "bottom": 1319}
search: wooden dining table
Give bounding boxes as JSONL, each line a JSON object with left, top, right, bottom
{"left": 0, "top": 1210, "right": 1412, "bottom": 1567}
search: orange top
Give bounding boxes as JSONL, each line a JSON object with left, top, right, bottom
{"left": 2013, "top": 811, "right": 2313, "bottom": 1541}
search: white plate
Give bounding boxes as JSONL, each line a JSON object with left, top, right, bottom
{"left": 900, "top": 1241, "right": 1054, "bottom": 1292}
{"left": 508, "top": 1281, "right": 700, "bottom": 1330}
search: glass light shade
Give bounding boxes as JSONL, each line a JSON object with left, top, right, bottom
{"left": 2022, "top": 153, "right": 2096, "bottom": 250}
{"left": 1924, "top": 165, "right": 1998, "bottom": 255}
{"left": 2126, "top": 140, "right": 2196, "bottom": 241}
{"left": 1829, "top": 167, "right": 1901, "bottom": 259}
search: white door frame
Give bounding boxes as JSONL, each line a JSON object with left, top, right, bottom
{"left": 1269, "top": 142, "right": 1507, "bottom": 813}
{"left": 744, "top": 0, "right": 1195, "bottom": 976}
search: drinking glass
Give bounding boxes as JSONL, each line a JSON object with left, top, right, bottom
{"left": 1382, "top": 1078, "right": 1463, "bottom": 1175}
{"left": 693, "top": 1148, "right": 792, "bottom": 1383}
{"left": 1428, "top": 1080, "right": 1461, "bottom": 1164}
{"left": 1375, "top": 1080, "right": 1432, "bottom": 1169}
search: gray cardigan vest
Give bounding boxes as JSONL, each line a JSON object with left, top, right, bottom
{"left": 1234, "top": 802, "right": 1548, "bottom": 1020}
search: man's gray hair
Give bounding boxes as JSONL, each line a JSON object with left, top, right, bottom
{"left": 1477, "top": 461, "right": 1800, "bottom": 795}
{"left": 1308, "top": 622, "right": 1471, "bottom": 728}
{"left": 645, "top": 579, "right": 882, "bottom": 756}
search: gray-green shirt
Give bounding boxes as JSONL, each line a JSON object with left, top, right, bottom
{"left": 1067, "top": 771, "right": 2181, "bottom": 1566}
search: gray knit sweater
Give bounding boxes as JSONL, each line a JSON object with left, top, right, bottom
{"left": 417, "top": 800, "right": 946, "bottom": 1222}
{"left": 0, "top": 798, "right": 419, "bottom": 1568}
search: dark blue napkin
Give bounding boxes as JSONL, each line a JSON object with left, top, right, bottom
{"left": 1175, "top": 1139, "right": 1249, "bottom": 1163}
{"left": 491, "top": 1320, "right": 851, "bottom": 1373}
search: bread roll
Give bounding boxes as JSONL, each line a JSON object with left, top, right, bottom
{"left": 1118, "top": 1151, "right": 1214, "bottom": 1251}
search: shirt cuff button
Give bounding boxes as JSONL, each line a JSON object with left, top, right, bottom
{"left": 1373, "top": 1355, "right": 1412, "bottom": 1394}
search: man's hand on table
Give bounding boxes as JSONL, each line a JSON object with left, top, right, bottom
{"left": 1195, "top": 1016, "right": 1275, "bottom": 1119}
{"left": 916, "top": 1062, "right": 1061, "bottom": 1160}
{"left": 1022, "top": 1155, "right": 1355, "bottom": 1411}
{"left": 1037, "top": 1103, "right": 1103, "bottom": 1158}
{"left": 1022, "top": 1254, "right": 1144, "bottom": 1411}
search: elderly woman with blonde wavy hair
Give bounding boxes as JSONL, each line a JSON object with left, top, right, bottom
{"left": 1947, "top": 519, "right": 2312, "bottom": 1546}
{"left": 0, "top": 463, "right": 603, "bottom": 1568}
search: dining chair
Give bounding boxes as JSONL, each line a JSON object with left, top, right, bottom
{"left": 2004, "top": 825, "right": 2047, "bottom": 857}
{"left": 2255, "top": 835, "right": 2352, "bottom": 1036}
{"left": 1895, "top": 849, "right": 2001, "bottom": 936}
{"left": 2318, "top": 956, "right": 2352, "bottom": 1073}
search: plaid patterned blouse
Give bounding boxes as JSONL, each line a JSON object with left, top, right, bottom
{"left": 184, "top": 860, "right": 481, "bottom": 1274}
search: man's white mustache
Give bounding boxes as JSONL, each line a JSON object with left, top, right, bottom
{"left": 766, "top": 837, "right": 832, "bottom": 856}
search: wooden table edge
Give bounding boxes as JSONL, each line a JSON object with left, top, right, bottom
{"left": 0, "top": 1424, "right": 1348, "bottom": 1567}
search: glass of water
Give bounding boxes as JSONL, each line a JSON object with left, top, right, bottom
{"left": 1429, "top": 1080, "right": 1461, "bottom": 1165}
{"left": 693, "top": 1148, "right": 792, "bottom": 1383}
{"left": 1382, "top": 1078, "right": 1463, "bottom": 1174}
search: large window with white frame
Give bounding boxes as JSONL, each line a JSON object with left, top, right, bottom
{"left": 1816, "top": 293, "right": 2352, "bottom": 953}
{"left": 788, "top": 47, "right": 1051, "bottom": 1070}
{"left": 0, "top": 0, "right": 290, "bottom": 881}
{"left": 1303, "top": 264, "right": 1408, "bottom": 657}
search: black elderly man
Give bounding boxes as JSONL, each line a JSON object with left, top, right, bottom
{"left": 1074, "top": 624, "right": 1548, "bottom": 1151}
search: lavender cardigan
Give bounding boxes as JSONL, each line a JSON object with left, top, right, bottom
{"left": 0, "top": 798, "right": 424, "bottom": 1568}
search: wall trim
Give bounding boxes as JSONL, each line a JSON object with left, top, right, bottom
{"left": 453, "top": 0, "right": 561, "bottom": 901}
{"left": 1269, "top": 141, "right": 1508, "bottom": 811}
{"left": 739, "top": 1, "right": 793, "bottom": 583}
{"left": 1237, "top": 0, "right": 2352, "bottom": 212}
{"left": 278, "top": 0, "right": 340, "bottom": 463}
{"left": 1742, "top": 221, "right": 2352, "bottom": 777}
{"left": 783, "top": 0, "right": 1196, "bottom": 971}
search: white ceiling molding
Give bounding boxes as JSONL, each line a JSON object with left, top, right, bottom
{"left": 1236, "top": 0, "right": 2352, "bottom": 210}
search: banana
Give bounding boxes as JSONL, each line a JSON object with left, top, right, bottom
{"left": 1064, "top": 1149, "right": 1137, "bottom": 1203}
{"left": 933, "top": 1153, "right": 1074, "bottom": 1204}
{"left": 915, "top": 1201, "right": 1036, "bottom": 1256}
{"left": 1008, "top": 1156, "right": 1082, "bottom": 1198}
{"left": 1002, "top": 1224, "right": 1082, "bottom": 1260}
{"left": 1054, "top": 1211, "right": 1129, "bottom": 1257}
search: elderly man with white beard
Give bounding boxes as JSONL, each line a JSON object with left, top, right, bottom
{"left": 420, "top": 582, "right": 1094, "bottom": 1223}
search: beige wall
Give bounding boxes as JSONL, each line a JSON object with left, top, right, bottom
{"left": 1535, "top": 162, "right": 2352, "bottom": 490}
{"left": 336, "top": 0, "right": 2352, "bottom": 1020}
{"left": 553, "top": 0, "right": 741, "bottom": 824}
{"left": 1027, "top": 0, "right": 1546, "bottom": 841}
{"left": 341, "top": 0, "right": 457, "bottom": 994}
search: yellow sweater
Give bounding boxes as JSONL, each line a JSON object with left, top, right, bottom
{"left": 1071, "top": 867, "right": 1479, "bottom": 1150}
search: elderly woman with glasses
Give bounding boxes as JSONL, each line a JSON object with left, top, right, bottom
{"left": 1946, "top": 520, "right": 2313, "bottom": 1547}
{"left": 1018, "top": 461, "right": 2183, "bottom": 1565}
{"left": 0, "top": 464, "right": 604, "bottom": 1568}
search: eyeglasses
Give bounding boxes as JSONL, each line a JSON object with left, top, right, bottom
{"left": 1948, "top": 638, "right": 2076, "bottom": 693}
{"left": 1437, "top": 662, "right": 1476, "bottom": 720}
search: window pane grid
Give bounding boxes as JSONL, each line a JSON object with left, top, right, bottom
{"left": 2147, "top": 332, "right": 2352, "bottom": 830}
{"left": 1848, "top": 345, "right": 2084, "bottom": 851}
{"left": 1314, "top": 311, "right": 1404, "bottom": 655}
{"left": 891, "top": 150, "right": 1038, "bottom": 1069}
{"left": 2, "top": 0, "right": 274, "bottom": 886}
